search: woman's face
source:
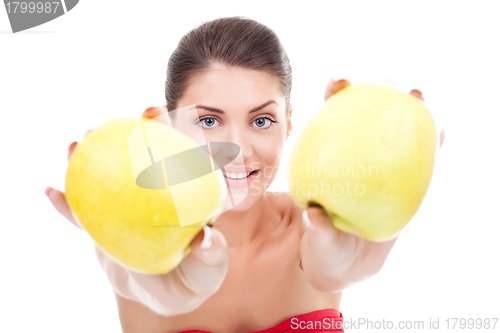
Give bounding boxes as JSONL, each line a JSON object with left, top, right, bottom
{"left": 173, "top": 65, "right": 292, "bottom": 212}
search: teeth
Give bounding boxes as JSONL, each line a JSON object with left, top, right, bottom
{"left": 223, "top": 171, "right": 253, "bottom": 179}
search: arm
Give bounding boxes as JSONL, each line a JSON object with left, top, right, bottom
{"left": 299, "top": 78, "right": 444, "bottom": 293}
{"left": 46, "top": 106, "right": 228, "bottom": 317}
{"left": 48, "top": 183, "right": 228, "bottom": 317}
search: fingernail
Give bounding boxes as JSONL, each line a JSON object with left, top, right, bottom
{"left": 410, "top": 89, "right": 422, "bottom": 96}
{"left": 44, "top": 186, "right": 52, "bottom": 197}
{"left": 302, "top": 210, "right": 316, "bottom": 232}
{"left": 201, "top": 225, "right": 212, "bottom": 250}
{"left": 337, "top": 79, "right": 348, "bottom": 84}
{"left": 68, "top": 141, "right": 77, "bottom": 150}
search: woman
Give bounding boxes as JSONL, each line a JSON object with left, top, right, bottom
{"left": 45, "top": 16, "right": 444, "bottom": 333}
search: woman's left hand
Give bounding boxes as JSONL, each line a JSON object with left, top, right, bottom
{"left": 298, "top": 78, "right": 445, "bottom": 293}
{"left": 323, "top": 78, "right": 445, "bottom": 148}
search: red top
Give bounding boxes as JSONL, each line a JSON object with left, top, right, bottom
{"left": 178, "top": 309, "right": 344, "bottom": 333}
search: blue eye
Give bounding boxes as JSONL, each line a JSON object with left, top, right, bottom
{"left": 197, "top": 116, "right": 277, "bottom": 129}
{"left": 252, "top": 117, "right": 276, "bottom": 129}
{"left": 198, "top": 117, "right": 220, "bottom": 129}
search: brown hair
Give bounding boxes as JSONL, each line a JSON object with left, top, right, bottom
{"left": 165, "top": 16, "right": 292, "bottom": 119}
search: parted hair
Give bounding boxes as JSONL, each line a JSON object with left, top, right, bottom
{"left": 165, "top": 16, "right": 292, "bottom": 119}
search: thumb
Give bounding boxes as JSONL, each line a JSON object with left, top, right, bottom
{"left": 302, "top": 206, "right": 359, "bottom": 272}
{"left": 45, "top": 187, "right": 84, "bottom": 231}
{"left": 175, "top": 226, "right": 229, "bottom": 295}
{"left": 302, "top": 206, "right": 337, "bottom": 245}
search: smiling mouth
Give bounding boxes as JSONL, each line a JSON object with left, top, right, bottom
{"left": 223, "top": 170, "right": 259, "bottom": 179}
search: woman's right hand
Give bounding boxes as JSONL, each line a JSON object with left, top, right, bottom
{"left": 45, "top": 105, "right": 229, "bottom": 316}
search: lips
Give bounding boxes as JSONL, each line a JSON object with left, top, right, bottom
{"left": 223, "top": 170, "right": 258, "bottom": 179}
{"left": 222, "top": 165, "right": 258, "bottom": 177}
{"left": 222, "top": 169, "right": 260, "bottom": 188}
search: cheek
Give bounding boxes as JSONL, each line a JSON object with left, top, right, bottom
{"left": 259, "top": 143, "right": 284, "bottom": 179}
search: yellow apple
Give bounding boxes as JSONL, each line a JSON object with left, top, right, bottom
{"left": 288, "top": 83, "right": 437, "bottom": 241}
{"left": 65, "top": 117, "right": 227, "bottom": 274}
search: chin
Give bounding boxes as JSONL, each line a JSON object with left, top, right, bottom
{"left": 222, "top": 182, "right": 265, "bottom": 212}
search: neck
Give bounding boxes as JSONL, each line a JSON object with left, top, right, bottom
{"left": 212, "top": 192, "right": 275, "bottom": 249}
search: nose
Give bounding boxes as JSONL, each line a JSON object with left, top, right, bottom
{"left": 225, "top": 127, "right": 253, "bottom": 162}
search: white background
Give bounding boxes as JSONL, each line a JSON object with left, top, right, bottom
{"left": 1, "top": 1, "right": 499, "bottom": 332}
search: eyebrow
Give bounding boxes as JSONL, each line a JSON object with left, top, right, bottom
{"left": 193, "top": 100, "right": 278, "bottom": 114}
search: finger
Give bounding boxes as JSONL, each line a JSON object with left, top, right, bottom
{"left": 438, "top": 127, "right": 445, "bottom": 148}
{"left": 302, "top": 206, "right": 360, "bottom": 272}
{"left": 407, "top": 92, "right": 444, "bottom": 149}
{"left": 302, "top": 206, "right": 337, "bottom": 242}
{"left": 408, "top": 89, "right": 424, "bottom": 102}
{"left": 68, "top": 130, "right": 92, "bottom": 162}
{"left": 175, "top": 226, "right": 229, "bottom": 294}
{"left": 68, "top": 141, "right": 78, "bottom": 162}
{"left": 380, "top": 79, "right": 400, "bottom": 90}
{"left": 44, "top": 187, "right": 83, "bottom": 231}
{"left": 142, "top": 106, "right": 164, "bottom": 119}
{"left": 324, "top": 78, "right": 351, "bottom": 102}
{"left": 302, "top": 206, "right": 350, "bottom": 259}
{"left": 126, "top": 226, "right": 228, "bottom": 316}
{"left": 122, "top": 225, "right": 228, "bottom": 316}
{"left": 142, "top": 106, "right": 172, "bottom": 127}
